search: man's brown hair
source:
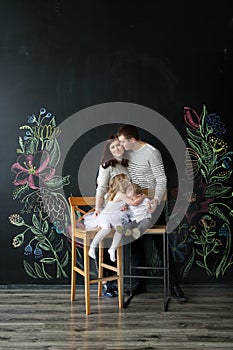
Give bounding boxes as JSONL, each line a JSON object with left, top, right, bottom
{"left": 117, "top": 124, "right": 140, "bottom": 141}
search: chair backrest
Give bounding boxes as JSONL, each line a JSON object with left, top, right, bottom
{"left": 141, "top": 189, "right": 167, "bottom": 201}
{"left": 68, "top": 197, "right": 96, "bottom": 228}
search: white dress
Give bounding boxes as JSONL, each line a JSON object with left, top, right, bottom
{"left": 84, "top": 200, "right": 130, "bottom": 230}
{"left": 128, "top": 198, "right": 152, "bottom": 223}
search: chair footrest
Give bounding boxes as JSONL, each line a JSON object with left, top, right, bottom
{"left": 124, "top": 274, "right": 167, "bottom": 280}
{"left": 90, "top": 275, "right": 120, "bottom": 284}
{"left": 131, "top": 266, "right": 169, "bottom": 270}
{"left": 100, "top": 263, "right": 118, "bottom": 272}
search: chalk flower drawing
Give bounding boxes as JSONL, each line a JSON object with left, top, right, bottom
{"left": 170, "top": 105, "right": 233, "bottom": 279}
{"left": 9, "top": 108, "right": 71, "bottom": 280}
{"left": 11, "top": 151, "right": 55, "bottom": 189}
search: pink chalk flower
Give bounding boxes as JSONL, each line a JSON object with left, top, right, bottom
{"left": 11, "top": 151, "right": 55, "bottom": 189}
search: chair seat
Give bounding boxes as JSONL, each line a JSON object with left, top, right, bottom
{"left": 145, "top": 225, "right": 166, "bottom": 234}
{"left": 74, "top": 227, "right": 117, "bottom": 239}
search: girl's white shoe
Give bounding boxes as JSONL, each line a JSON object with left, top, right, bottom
{"left": 88, "top": 247, "right": 96, "bottom": 259}
{"left": 108, "top": 248, "right": 116, "bottom": 262}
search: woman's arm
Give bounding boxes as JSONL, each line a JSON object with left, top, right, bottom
{"left": 94, "top": 166, "right": 111, "bottom": 216}
{"left": 94, "top": 195, "right": 104, "bottom": 216}
{"left": 96, "top": 166, "right": 111, "bottom": 199}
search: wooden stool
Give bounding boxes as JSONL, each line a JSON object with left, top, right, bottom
{"left": 68, "top": 196, "right": 123, "bottom": 315}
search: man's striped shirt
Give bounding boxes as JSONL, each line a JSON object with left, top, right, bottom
{"left": 125, "top": 143, "right": 167, "bottom": 202}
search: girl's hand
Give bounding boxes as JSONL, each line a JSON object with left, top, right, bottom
{"left": 120, "top": 205, "right": 128, "bottom": 211}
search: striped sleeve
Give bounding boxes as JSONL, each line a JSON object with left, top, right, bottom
{"left": 127, "top": 144, "right": 167, "bottom": 203}
{"left": 149, "top": 149, "right": 167, "bottom": 202}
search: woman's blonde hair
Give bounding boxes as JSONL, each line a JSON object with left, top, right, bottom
{"left": 108, "top": 173, "right": 129, "bottom": 201}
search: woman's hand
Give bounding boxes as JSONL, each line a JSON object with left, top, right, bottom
{"left": 94, "top": 209, "right": 101, "bottom": 217}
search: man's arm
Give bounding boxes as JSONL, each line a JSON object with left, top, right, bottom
{"left": 150, "top": 149, "right": 167, "bottom": 204}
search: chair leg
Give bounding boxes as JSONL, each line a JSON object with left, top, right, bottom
{"left": 117, "top": 245, "right": 123, "bottom": 309}
{"left": 129, "top": 241, "right": 133, "bottom": 295}
{"left": 84, "top": 235, "right": 91, "bottom": 315}
{"left": 71, "top": 237, "right": 76, "bottom": 301}
{"left": 163, "top": 232, "right": 167, "bottom": 311}
{"left": 165, "top": 232, "right": 170, "bottom": 311}
{"left": 163, "top": 232, "right": 169, "bottom": 312}
{"left": 98, "top": 241, "right": 104, "bottom": 296}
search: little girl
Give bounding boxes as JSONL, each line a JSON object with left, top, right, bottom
{"left": 86, "top": 173, "right": 143, "bottom": 262}
{"left": 116, "top": 183, "right": 152, "bottom": 239}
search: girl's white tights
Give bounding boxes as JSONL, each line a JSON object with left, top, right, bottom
{"left": 108, "top": 231, "right": 122, "bottom": 262}
{"left": 88, "top": 229, "right": 123, "bottom": 262}
{"left": 88, "top": 229, "right": 110, "bottom": 260}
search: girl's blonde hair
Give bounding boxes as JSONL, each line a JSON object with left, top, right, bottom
{"left": 108, "top": 173, "right": 129, "bottom": 201}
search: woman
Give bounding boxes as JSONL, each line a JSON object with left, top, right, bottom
{"left": 94, "top": 135, "right": 129, "bottom": 216}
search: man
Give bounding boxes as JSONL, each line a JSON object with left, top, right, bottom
{"left": 117, "top": 124, "right": 187, "bottom": 303}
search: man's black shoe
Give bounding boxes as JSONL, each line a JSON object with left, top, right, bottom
{"left": 124, "top": 281, "right": 146, "bottom": 296}
{"left": 171, "top": 286, "right": 188, "bottom": 303}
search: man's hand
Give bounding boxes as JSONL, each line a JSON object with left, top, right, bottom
{"left": 146, "top": 198, "right": 158, "bottom": 214}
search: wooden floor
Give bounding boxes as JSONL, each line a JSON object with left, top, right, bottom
{"left": 0, "top": 285, "right": 232, "bottom": 350}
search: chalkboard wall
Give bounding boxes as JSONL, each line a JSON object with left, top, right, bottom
{"left": 0, "top": 0, "right": 232, "bottom": 285}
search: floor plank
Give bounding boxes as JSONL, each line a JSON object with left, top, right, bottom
{"left": 0, "top": 286, "right": 232, "bottom": 349}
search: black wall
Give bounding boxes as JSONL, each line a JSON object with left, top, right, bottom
{"left": 0, "top": 0, "right": 232, "bottom": 285}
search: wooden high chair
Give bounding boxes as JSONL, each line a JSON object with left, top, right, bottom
{"left": 68, "top": 196, "right": 123, "bottom": 315}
